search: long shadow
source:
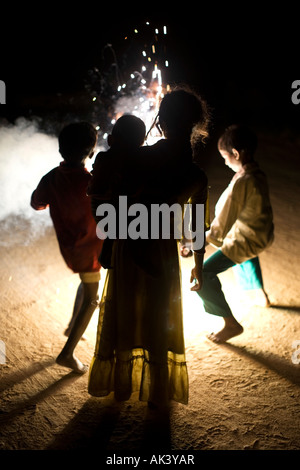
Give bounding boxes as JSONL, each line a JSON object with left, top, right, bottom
{"left": 0, "top": 358, "right": 55, "bottom": 393}
{"left": 47, "top": 397, "right": 124, "bottom": 451}
{"left": 47, "top": 397, "right": 172, "bottom": 452}
{"left": 220, "top": 342, "right": 300, "bottom": 387}
{"left": 0, "top": 370, "right": 81, "bottom": 425}
{"left": 142, "top": 406, "right": 172, "bottom": 452}
{"left": 270, "top": 305, "right": 300, "bottom": 314}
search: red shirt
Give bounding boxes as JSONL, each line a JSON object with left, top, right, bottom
{"left": 31, "top": 162, "right": 103, "bottom": 273}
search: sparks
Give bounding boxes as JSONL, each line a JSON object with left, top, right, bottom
{"left": 91, "top": 22, "right": 170, "bottom": 145}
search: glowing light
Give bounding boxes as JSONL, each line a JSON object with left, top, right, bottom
{"left": 98, "top": 23, "right": 170, "bottom": 146}
{"left": 92, "top": 97, "right": 97, "bottom": 102}
{"left": 152, "top": 64, "right": 162, "bottom": 86}
{"left": 180, "top": 257, "right": 223, "bottom": 343}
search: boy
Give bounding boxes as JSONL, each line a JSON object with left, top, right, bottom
{"left": 194, "top": 124, "right": 274, "bottom": 343}
{"left": 31, "top": 122, "right": 103, "bottom": 373}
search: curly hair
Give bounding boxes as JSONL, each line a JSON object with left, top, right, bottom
{"left": 157, "top": 85, "right": 210, "bottom": 145}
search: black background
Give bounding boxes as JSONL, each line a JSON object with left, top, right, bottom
{"left": 1, "top": 5, "right": 299, "bottom": 132}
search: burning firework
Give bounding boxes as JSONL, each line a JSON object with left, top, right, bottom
{"left": 86, "top": 21, "right": 170, "bottom": 145}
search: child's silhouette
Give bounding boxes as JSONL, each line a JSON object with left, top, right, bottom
{"left": 31, "top": 122, "right": 103, "bottom": 373}
{"left": 88, "top": 88, "right": 209, "bottom": 407}
{"left": 88, "top": 114, "right": 146, "bottom": 268}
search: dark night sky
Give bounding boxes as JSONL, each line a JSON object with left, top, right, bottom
{"left": 1, "top": 6, "right": 299, "bottom": 131}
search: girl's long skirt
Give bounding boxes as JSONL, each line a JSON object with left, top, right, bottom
{"left": 88, "top": 238, "right": 188, "bottom": 406}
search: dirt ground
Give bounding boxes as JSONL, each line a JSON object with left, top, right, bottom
{"left": 0, "top": 130, "right": 300, "bottom": 456}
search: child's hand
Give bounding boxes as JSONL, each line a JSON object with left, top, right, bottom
{"left": 190, "top": 266, "right": 203, "bottom": 291}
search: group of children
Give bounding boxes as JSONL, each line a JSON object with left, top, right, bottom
{"left": 31, "top": 87, "right": 274, "bottom": 406}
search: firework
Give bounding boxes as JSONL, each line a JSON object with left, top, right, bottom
{"left": 87, "top": 21, "right": 170, "bottom": 145}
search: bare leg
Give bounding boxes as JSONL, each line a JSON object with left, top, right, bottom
{"left": 64, "top": 282, "right": 84, "bottom": 337}
{"left": 207, "top": 315, "right": 243, "bottom": 344}
{"left": 56, "top": 282, "right": 99, "bottom": 373}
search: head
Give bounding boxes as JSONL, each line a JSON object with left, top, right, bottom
{"left": 59, "top": 122, "right": 98, "bottom": 164}
{"left": 218, "top": 124, "right": 258, "bottom": 172}
{"left": 108, "top": 114, "right": 146, "bottom": 150}
{"left": 157, "top": 86, "right": 210, "bottom": 144}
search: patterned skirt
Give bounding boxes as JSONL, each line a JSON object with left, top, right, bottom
{"left": 88, "top": 238, "right": 188, "bottom": 406}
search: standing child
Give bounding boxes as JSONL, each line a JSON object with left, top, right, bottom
{"left": 31, "top": 122, "right": 103, "bottom": 373}
{"left": 88, "top": 88, "right": 209, "bottom": 407}
{"left": 195, "top": 124, "right": 274, "bottom": 343}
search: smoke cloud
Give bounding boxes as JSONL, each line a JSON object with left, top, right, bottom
{"left": 0, "top": 92, "right": 158, "bottom": 247}
{"left": 0, "top": 118, "right": 62, "bottom": 246}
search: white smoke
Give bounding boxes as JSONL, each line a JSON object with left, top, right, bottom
{"left": 0, "top": 96, "right": 158, "bottom": 247}
{"left": 0, "top": 118, "right": 61, "bottom": 246}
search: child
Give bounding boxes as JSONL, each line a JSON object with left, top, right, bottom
{"left": 31, "top": 122, "right": 103, "bottom": 373}
{"left": 88, "top": 88, "right": 209, "bottom": 407}
{"left": 87, "top": 114, "right": 146, "bottom": 268}
{"left": 195, "top": 124, "right": 274, "bottom": 343}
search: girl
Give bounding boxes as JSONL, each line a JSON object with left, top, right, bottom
{"left": 88, "top": 87, "right": 209, "bottom": 407}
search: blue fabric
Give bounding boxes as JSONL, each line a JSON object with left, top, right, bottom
{"left": 196, "top": 250, "right": 235, "bottom": 318}
{"left": 233, "top": 257, "right": 263, "bottom": 290}
{"left": 196, "top": 251, "right": 264, "bottom": 317}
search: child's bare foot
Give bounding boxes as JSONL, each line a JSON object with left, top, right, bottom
{"left": 207, "top": 322, "right": 243, "bottom": 344}
{"left": 56, "top": 352, "right": 88, "bottom": 374}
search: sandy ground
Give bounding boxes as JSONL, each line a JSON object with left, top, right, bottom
{"left": 0, "top": 130, "right": 300, "bottom": 456}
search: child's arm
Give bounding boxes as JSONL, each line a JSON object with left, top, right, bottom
{"left": 188, "top": 170, "right": 208, "bottom": 291}
{"left": 207, "top": 177, "right": 246, "bottom": 247}
{"left": 30, "top": 174, "right": 50, "bottom": 211}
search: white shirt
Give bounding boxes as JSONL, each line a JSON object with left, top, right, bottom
{"left": 206, "top": 162, "right": 274, "bottom": 264}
